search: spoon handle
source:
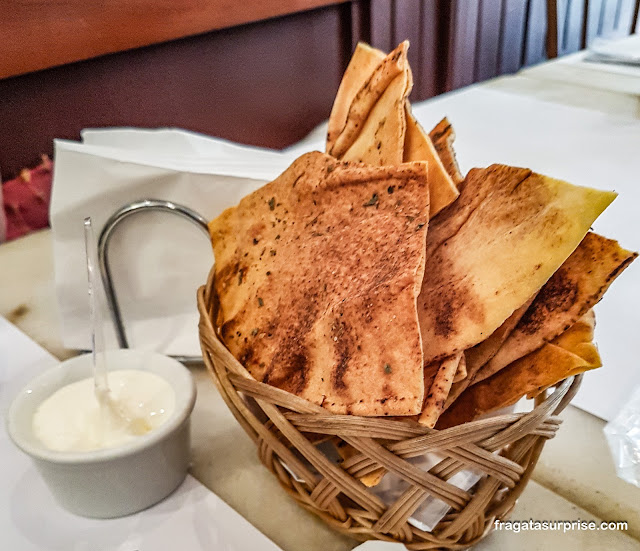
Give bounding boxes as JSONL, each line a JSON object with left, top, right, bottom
{"left": 84, "top": 217, "right": 109, "bottom": 394}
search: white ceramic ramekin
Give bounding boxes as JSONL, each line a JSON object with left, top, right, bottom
{"left": 6, "top": 349, "right": 196, "bottom": 518}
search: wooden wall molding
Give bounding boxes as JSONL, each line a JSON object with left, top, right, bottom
{"left": 0, "top": 0, "right": 348, "bottom": 79}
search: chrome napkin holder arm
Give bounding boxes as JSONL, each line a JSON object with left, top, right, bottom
{"left": 98, "top": 199, "right": 209, "bottom": 366}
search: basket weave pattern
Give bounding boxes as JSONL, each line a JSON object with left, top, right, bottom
{"left": 197, "top": 268, "right": 581, "bottom": 549}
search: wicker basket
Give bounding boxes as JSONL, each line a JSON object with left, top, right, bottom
{"left": 197, "top": 266, "right": 582, "bottom": 549}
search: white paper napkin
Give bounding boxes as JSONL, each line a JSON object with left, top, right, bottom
{"left": 51, "top": 130, "right": 318, "bottom": 356}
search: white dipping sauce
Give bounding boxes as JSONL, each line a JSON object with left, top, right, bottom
{"left": 32, "top": 370, "right": 175, "bottom": 452}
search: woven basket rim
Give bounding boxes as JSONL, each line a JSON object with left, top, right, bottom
{"left": 196, "top": 265, "right": 582, "bottom": 548}
{"left": 197, "top": 264, "right": 580, "bottom": 428}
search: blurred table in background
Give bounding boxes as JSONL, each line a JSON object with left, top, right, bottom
{"left": 519, "top": 33, "right": 640, "bottom": 100}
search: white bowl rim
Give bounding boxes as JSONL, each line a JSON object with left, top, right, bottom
{"left": 6, "top": 350, "right": 197, "bottom": 464}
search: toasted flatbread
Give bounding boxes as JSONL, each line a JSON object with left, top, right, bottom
{"left": 474, "top": 232, "right": 637, "bottom": 384}
{"left": 437, "top": 311, "right": 602, "bottom": 427}
{"left": 404, "top": 106, "right": 460, "bottom": 217}
{"left": 418, "top": 353, "right": 463, "bottom": 427}
{"left": 429, "top": 118, "right": 464, "bottom": 186}
{"left": 327, "top": 42, "right": 461, "bottom": 216}
{"left": 341, "top": 59, "right": 413, "bottom": 166}
{"left": 453, "top": 353, "right": 467, "bottom": 383}
{"left": 326, "top": 43, "right": 386, "bottom": 152}
{"left": 209, "top": 151, "right": 430, "bottom": 416}
{"left": 417, "top": 165, "right": 616, "bottom": 365}
{"left": 330, "top": 42, "right": 409, "bottom": 160}
{"left": 549, "top": 309, "right": 596, "bottom": 356}
{"left": 445, "top": 295, "right": 536, "bottom": 410}
{"left": 526, "top": 310, "right": 599, "bottom": 398}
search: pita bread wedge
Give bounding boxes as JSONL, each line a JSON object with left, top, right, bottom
{"left": 330, "top": 42, "right": 409, "bottom": 161}
{"left": 360, "top": 469, "right": 386, "bottom": 487}
{"left": 327, "top": 42, "right": 460, "bottom": 217}
{"left": 326, "top": 43, "right": 386, "bottom": 152}
{"left": 429, "top": 118, "right": 464, "bottom": 186}
{"left": 526, "top": 310, "right": 599, "bottom": 398}
{"left": 453, "top": 353, "right": 467, "bottom": 383}
{"left": 340, "top": 61, "right": 413, "bottom": 166}
{"left": 437, "top": 312, "right": 602, "bottom": 428}
{"left": 474, "top": 232, "right": 637, "bottom": 384}
{"left": 550, "top": 309, "right": 595, "bottom": 355}
{"left": 418, "top": 353, "right": 463, "bottom": 427}
{"left": 463, "top": 295, "right": 536, "bottom": 377}
{"left": 404, "top": 106, "right": 460, "bottom": 217}
{"left": 417, "top": 165, "right": 616, "bottom": 365}
{"left": 209, "top": 151, "right": 430, "bottom": 416}
{"left": 444, "top": 295, "right": 536, "bottom": 410}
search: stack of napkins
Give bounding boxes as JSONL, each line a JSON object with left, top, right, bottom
{"left": 51, "top": 128, "right": 325, "bottom": 357}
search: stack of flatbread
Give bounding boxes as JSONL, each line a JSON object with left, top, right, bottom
{"left": 208, "top": 41, "right": 636, "bottom": 446}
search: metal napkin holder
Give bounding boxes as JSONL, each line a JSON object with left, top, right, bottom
{"left": 97, "top": 199, "right": 209, "bottom": 366}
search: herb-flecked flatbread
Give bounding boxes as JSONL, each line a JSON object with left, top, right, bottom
{"left": 330, "top": 42, "right": 409, "bottom": 161}
{"left": 445, "top": 296, "right": 535, "bottom": 409}
{"left": 326, "top": 42, "right": 386, "bottom": 153}
{"left": 326, "top": 42, "right": 460, "bottom": 216}
{"left": 209, "top": 151, "right": 430, "bottom": 416}
{"left": 429, "top": 118, "right": 464, "bottom": 186}
{"left": 418, "top": 352, "right": 463, "bottom": 427}
{"left": 340, "top": 57, "right": 413, "bottom": 166}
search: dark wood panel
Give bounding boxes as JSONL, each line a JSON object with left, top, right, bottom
{"left": 4, "top": 0, "right": 638, "bottom": 181}
{"left": 499, "top": 0, "right": 529, "bottom": 73}
{"left": 348, "top": 0, "right": 372, "bottom": 50}
{"left": 417, "top": 0, "right": 443, "bottom": 99}
{"left": 600, "top": 0, "right": 620, "bottom": 34}
{"left": 615, "top": 0, "right": 638, "bottom": 35}
{"left": 548, "top": 0, "right": 637, "bottom": 56}
{"left": 393, "top": 0, "right": 423, "bottom": 99}
{"left": 349, "top": 0, "right": 444, "bottom": 101}
{"left": 369, "top": 0, "right": 394, "bottom": 51}
{"left": 475, "top": 0, "right": 504, "bottom": 81}
{"left": 584, "top": 0, "right": 605, "bottom": 44}
{"left": 583, "top": 0, "right": 638, "bottom": 46}
{"left": 556, "top": 0, "right": 584, "bottom": 54}
{"left": 0, "top": 7, "right": 348, "bottom": 180}
{"left": 524, "top": 0, "right": 549, "bottom": 65}
{"left": 446, "top": 0, "right": 481, "bottom": 90}
{"left": 0, "top": 0, "right": 348, "bottom": 79}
